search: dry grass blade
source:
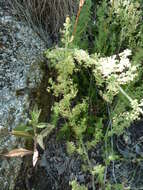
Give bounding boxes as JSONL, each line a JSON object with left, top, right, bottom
{"left": 8, "top": 0, "right": 78, "bottom": 41}
{"left": 1, "top": 148, "right": 33, "bottom": 158}
{"left": 72, "top": 0, "right": 85, "bottom": 38}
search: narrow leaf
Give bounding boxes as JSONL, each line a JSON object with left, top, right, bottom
{"left": 13, "top": 124, "right": 28, "bottom": 132}
{"left": 36, "top": 123, "right": 47, "bottom": 129}
{"left": 25, "top": 127, "right": 34, "bottom": 132}
{"left": 40, "top": 124, "right": 55, "bottom": 137}
{"left": 1, "top": 148, "right": 33, "bottom": 158}
{"left": 14, "top": 124, "right": 33, "bottom": 133}
{"left": 37, "top": 135, "right": 45, "bottom": 149}
{"left": 36, "top": 124, "right": 55, "bottom": 150}
{"left": 11, "top": 130, "right": 33, "bottom": 138}
{"left": 30, "top": 106, "right": 41, "bottom": 124}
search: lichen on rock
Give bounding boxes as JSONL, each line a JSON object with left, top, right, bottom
{"left": 0, "top": 1, "right": 49, "bottom": 189}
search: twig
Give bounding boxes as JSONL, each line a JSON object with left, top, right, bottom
{"left": 72, "top": 0, "right": 85, "bottom": 39}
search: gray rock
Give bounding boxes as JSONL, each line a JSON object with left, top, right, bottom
{"left": 0, "top": 2, "right": 49, "bottom": 189}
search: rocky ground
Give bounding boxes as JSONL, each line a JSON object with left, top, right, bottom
{"left": 0, "top": 1, "right": 46, "bottom": 189}
{"left": 112, "top": 120, "right": 143, "bottom": 189}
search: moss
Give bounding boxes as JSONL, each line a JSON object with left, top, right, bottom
{"left": 29, "top": 57, "right": 54, "bottom": 122}
{"left": 14, "top": 57, "right": 54, "bottom": 189}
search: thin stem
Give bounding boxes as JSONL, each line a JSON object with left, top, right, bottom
{"left": 71, "top": 0, "right": 85, "bottom": 39}
{"left": 80, "top": 138, "right": 95, "bottom": 190}
{"left": 119, "top": 86, "right": 143, "bottom": 115}
{"left": 118, "top": 86, "right": 132, "bottom": 102}
{"left": 107, "top": 104, "right": 117, "bottom": 183}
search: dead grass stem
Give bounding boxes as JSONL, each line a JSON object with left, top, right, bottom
{"left": 8, "top": 0, "right": 78, "bottom": 43}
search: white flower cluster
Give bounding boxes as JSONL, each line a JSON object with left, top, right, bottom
{"left": 110, "top": 0, "right": 131, "bottom": 13}
{"left": 139, "top": 99, "right": 143, "bottom": 107}
{"left": 74, "top": 49, "right": 90, "bottom": 63}
{"left": 99, "top": 49, "right": 137, "bottom": 85}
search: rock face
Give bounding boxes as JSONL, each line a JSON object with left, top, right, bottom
{"left": 0, "top": 2, "right": 48, "bottom": 189}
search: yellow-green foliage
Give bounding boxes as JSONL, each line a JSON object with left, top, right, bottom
{"left": 45, "top": 12, "right": 143, "bottom": 188}
{"left": 92, "top": 0, "right": 142, "bottom": 55}
{"left": 70, "top": 180, "right": 87, "bottom": 190}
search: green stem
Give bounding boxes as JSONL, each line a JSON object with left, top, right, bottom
{"left": 80, "top": 138, "right": 95, "bottom": 190}
{"left": 119, "top": 86, "right": 143, "bottom": 115}
{"left": 118, "top": 86, "right": 132, "bottom": 102}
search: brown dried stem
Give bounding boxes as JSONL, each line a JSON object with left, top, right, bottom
{"left": 72, "top": 0, "right": 85, "bottom": 38}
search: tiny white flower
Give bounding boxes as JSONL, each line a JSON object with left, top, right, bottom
{"left": 119, "top": 49, "right": 132, "bottom": 58}
{"left": 99, "top": 55, "right": 117, "bottom": 77}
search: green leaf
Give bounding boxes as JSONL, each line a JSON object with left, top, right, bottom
{"left": 25, "top": 127, "right": 34, "bottom": 132}
{"left": 30, "top": 105, "right": 41, "bottom": 124}
{"left": 36, "top": 124, "right": 55, "bottom": 149}
{"left": 11, "top": 130, "right": 33, "bottom": 139}
{"left": 70, "top": 180, "right": 88, "bottom": 190}
{"left": 67, "top": 141, "right": 76, "bottom": 155}
{"left": 12, "top": 124, "right": 34, "bottom": 139}
{"left": 36, "top": 123, "right": 48, "bottom": 129}
{"left": 40, "top": 124, "right": 55, "bottom": 137}
{"left": 13, "top": 124, "right": 29, "bottom": 132}
{"left": 37, "top": 135, "right": 45, "bottom": 150}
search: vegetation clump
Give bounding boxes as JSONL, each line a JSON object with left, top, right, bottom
{"left": 44, "top": 1, "right": 143, "bottom": 188}
{"left": 8, "top": 0, "right": 143, "bottom": 189}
